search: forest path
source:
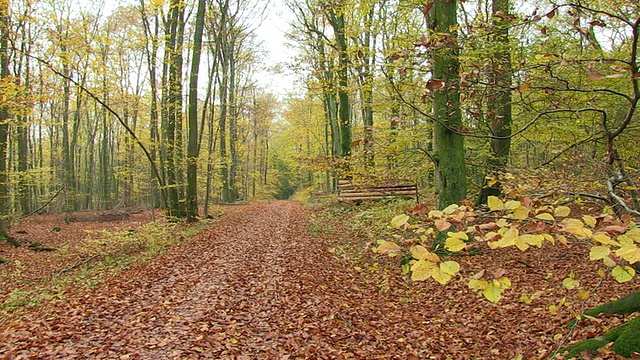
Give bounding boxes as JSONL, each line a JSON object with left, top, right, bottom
{"left": 1, "top": 201, "right": 435, "bottom": 359}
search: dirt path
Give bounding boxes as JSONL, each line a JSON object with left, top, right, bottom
{"left": 1, "top": 201, "right": 428, "bottom": 359}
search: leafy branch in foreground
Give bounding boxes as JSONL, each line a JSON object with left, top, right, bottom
{"left": 375, "top": 195, "right": 639, "bottom": 303}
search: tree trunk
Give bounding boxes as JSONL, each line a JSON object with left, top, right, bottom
{"left": 163, "top": 0, "right": 185, "bottom": 217}
{"left": 561, "top": 291, "right": 640, "bottom": 358}
{"left": 186, "top": 0, "right": 206, "bottom": 221}
{"left": 140, "top": 1, "right": 165, "bottom": 209}
{"left": 477, "top": 0, "right": 512, "bottom": 205}
{"left": 430, "top": 0, "right": 466, "bottom": 210}
{"left": 0, "top": 0, "right": 9, "bottom": 240}
{"left": 331, "top": 12, "right": 351, "bottom": 159}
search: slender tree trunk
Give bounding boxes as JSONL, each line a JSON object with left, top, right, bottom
{"left": 140, "top": 1, "right": 164, "bottom": 209}
{"left": 218, "top": 33, "right": 232, "bottom": 203}
{"left": 60, "top": 41, "right": 75, "bottom": 214}
{"left": 477, "top": 0, "right": 512, "bottom": 205}
{"left": 430, "top": 0, "right": 466, "bottom": 209}
{"left": 360, "top": 6, "right": 375, "bottom": 168}
{"left": 0, "top": 0, "right": 10, "bottom": 239}
{"left": 228, "top": 41, "right": 238, "bottom": 202}
{"left": 331, "top": 12, "right": 351, "bottom": 158}
{"left": 163, "top": 0, "right": 185, "bottom": 217}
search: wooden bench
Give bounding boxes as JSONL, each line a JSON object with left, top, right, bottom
{"left": 337, "top": 179, "right": 418, "bottom": 202}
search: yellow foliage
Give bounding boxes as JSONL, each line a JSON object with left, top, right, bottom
{"left": 611, "top": 265, "right": 635, "bottom": 283}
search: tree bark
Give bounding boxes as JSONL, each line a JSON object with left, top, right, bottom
{"left": 0, "top": 0, "right": 9, "bottom": 240}
{"left": 430, "top": 0, "right": 466, "bottom": 209}
{"left": 186, "top": 0, "right": 206, "bottom": 221}
{"left": 477, "top": 0, "right": 512, "bottom": 205}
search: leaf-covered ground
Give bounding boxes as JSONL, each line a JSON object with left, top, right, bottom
{"left": 0, "top": 201, "right": 637, "bottom": 359}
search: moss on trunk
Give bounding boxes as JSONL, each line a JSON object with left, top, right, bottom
{"left": 561, "top": 291, "right": 640, "bottom": 358}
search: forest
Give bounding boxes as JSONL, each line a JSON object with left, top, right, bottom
{"left": 0, "top": 0, "right": 639, "bottom": 358}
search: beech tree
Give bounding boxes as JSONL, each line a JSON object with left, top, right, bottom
{"left": 429, "top": 0, "right": 466, "bottom": 209}
{"left": 186, "top": 0, "right": 206, "bottom": 220}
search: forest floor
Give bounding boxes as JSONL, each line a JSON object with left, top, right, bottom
{"left": 0, "top": 200, "right": 638, "bottom": 359}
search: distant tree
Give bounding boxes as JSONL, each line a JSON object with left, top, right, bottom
{"left": 0, "top": 0, "right": 10, "bottom": 240}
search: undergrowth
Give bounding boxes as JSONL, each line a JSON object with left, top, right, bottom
{"left": 0, "top": 218, "right": 214, "bottom": 315}
{"left": 312, "top": 199, "right": 420, "bottom": 294}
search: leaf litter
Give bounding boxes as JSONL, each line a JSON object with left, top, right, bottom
{"left": 0, "top": 201, "right": 637, "bottom": 359}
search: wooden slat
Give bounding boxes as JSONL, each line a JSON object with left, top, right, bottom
{"left": 337, "top": 179, "right": 418, "bottom": 202}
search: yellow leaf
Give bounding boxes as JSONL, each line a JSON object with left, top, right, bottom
{"left": 592, "top": 232, "right": 619, "bottom": 246}
{"left": 428, "top": 210, "right": 443, "bottom": 218}
{"left": 560, "top": 218, "right": 592, "bottom": 239}
{"left": 615, "top": 243, "right": 640, "bottom": 264}
{"left": 589, "top": 245, "right": 611, "bottom": 260}
{"left": 527, "top": 234, "right": 545, "bottom": 247}
{"left": 390, "top": 214, "right": 410, "bottom": 229}
{"left": 577, "top": 290, "right": 590, "bottom": 300}
{"left": 442, "top": 204, "right": 459, "bottom": 215}
{"left": 445, "top": 237, "right": 466, "bottom": 252}
{"left": 556, "top": 234, "right": 568, "bottom": 245}
{"left": 554, "top": 206, "right": 571, "bottom": 217}
{"left": 519, "top": 295, "right": 532, "bottom": 304}
{"left": 511, "top": 205, "right": 530, "bottom": 220}
{"left": 482, "top": 282, "right": 506, "bottom": 303}
{"left": 468, "top": 278, "right": 488, "bottom": 291}
{"left": 562, "top": 277, "right": 580, "bottom": 290}
{"left": 618, "top": 234, "right": 634, "bottom": 246}
{"left": 582, "top": 215, "right": 597, "bottom": 228}
{"left": 603, "top": 256, "right": 616, "bottom": 267}
{"left": 440, "top": 261, "right": 460, "bottom": 276}
{"left": 496, "top": 276, "right": 511, "bottom": 288}
{"left": 626, "top": 227, "right": 640, "bottom": 243}
{"left": 514, "top": 236, "right": 530, "bottom": 251}
{"left": 535, "top": 213, "right": 555, "bottom": 221}
{"left": 598, "top": 268, "right": 606, "bottom": 278}
{"left": 487, "top": 241, "right": 500, "bottom": 249}
{"left": 504, "top": 200, "right": 521, "bottom": 210}
{"left": 376, "top": 241, "right": 402, "bottom": 254}
{"left": 411, "top": 259, "right": 437, "bottom": 281}
{"left": 543, "top": 234, "right": 555, "bottom": 245}
{"left": 488, "top": 196, "right": 505, "bottom": 211}
{"left": 548, "top": 304, "right": 559, "bottom": 315}
{"left": 497, "top": 228, "right": 519, "bottom": 248}
{"left": 447, "top": 231, "right": 469, "bottom": 240}
{"left": 410, "top": 245, "right": 431, "bottom": 260}
{"left": 611, "top": 265, "right": 635, "bottom": 283}
{"left": 431, "top": 267, "right": 453, "bottom": 285}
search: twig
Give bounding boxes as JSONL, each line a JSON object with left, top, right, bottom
{"left": 55, "top": 254, "right": 101, "bottom": 277}
{"left": 20, "top": 187, "right": 64, "bottom": 219}
{"left": 548, "top": 274, "right": 607, "bottom": 358}
{"left": 607, "top": 172, "right": 640, "bottom": 217}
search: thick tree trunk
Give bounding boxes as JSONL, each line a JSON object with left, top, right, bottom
{"left": 430, "top": 0, "right": 466, "bottom": 209}
{"left": 186, "top": 0, "right": 206, "bottom": 221}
